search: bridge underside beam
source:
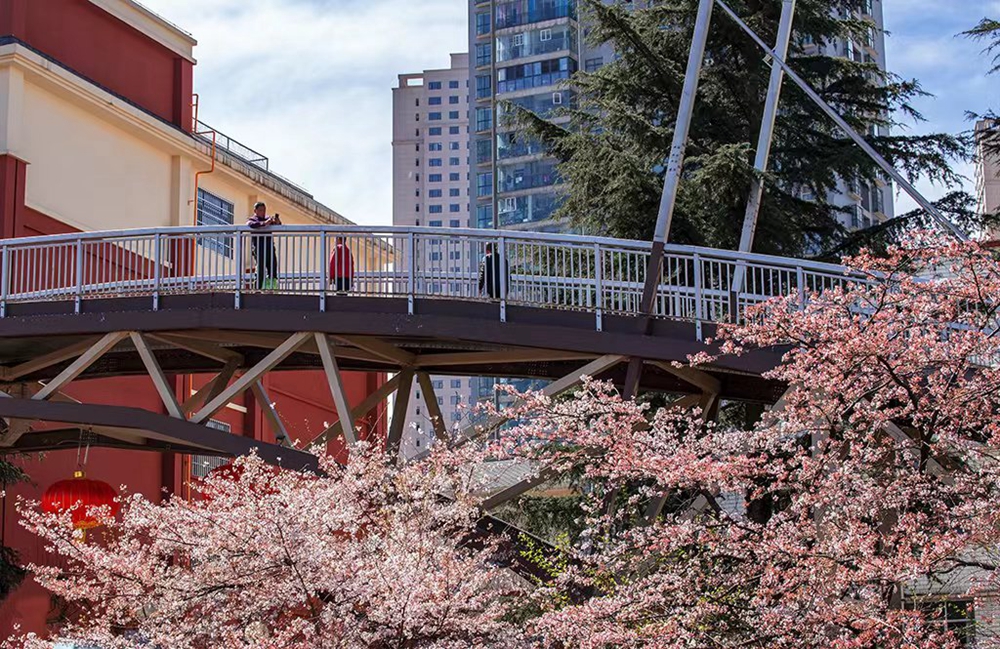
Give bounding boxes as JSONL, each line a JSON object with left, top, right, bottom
{"left": 0, "top": 398, "right": 319, "bottom": 472}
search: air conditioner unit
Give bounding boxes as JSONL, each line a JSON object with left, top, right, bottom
{"left": 552, "top": 92, "right": 563, "bottom": 105}
{"left": 499, "top": 198, "right": 516, "bottom": 213}
{"left": 540, "top": 28, "right": 553, "bottom": 42}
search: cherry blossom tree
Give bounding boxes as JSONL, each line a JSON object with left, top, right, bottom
{"left": 4, "top": 444, "right": 529, "bottom": 649}
{"left": 489, "top": 237, "right": 1000, "bottom": 648}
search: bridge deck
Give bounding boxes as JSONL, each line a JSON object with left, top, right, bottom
{"left": 0, "top": 225, "right": 824, "bottom": 464}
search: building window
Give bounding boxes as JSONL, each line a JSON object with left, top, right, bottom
{"left": 450, "top": 126, "right": 461, "bottom": 135}
{"left": 429, "top": 112, "right": 442, "bottom": 121}
{"left": 449, "top": 111, "right": 460, "bottom": 119}
{"left": 585, "top": 57, "right": 604, "bottom": 72}
{"left": 429, "top": 127, "right": 442, "bottom": 136}
{"left": 428, "top": 81, "right": 442, "bottom": 90}
{"left": 429, "top": 174, "right": 442, "bottom": 182}
{"left": 429, "top": 142, "right": 443, "bottom": 151}
{"left": 450, "top": 142, "right": 460, "bottom": 150}
{"left": 476, "top": 74, "right": 492, "bottom": 99}
{"left": 433, "top": 380, "right": 444, "bottom": 389}
{"left": 449, "top": 220, "right": 462, "bottom": 228}
{"left": 475, "top": 11, "right": 490, "bottom": 35}
{"left": 449, "top": 80, "right": 460, "bottom": 89}
{"left": 477, "top": 173, "right": 493, "bottom": 197}
{"left": 904, "top": 600, "right": 975, "bottom": 647}
{"left": 429, "top": 220, "right": 443, "bottom": 227}
{"left": 449, "top": 204, "right": 461, "bottom": 212}
{"left": 196, "top": 189, "right": 234, "bottom": 258}
{"left": 429, "top": 189, "right": 443, "bottom": 198}
{"left": 429, "top": 205, "right": 443, "bottom": 214}
{"left": 449, "top": 188, "right": 461, "bottom": 197}
{"left": 497, "top": 57, "right": 576, "bottom": 94}
{"left": 451, "top": 380, "right": 462, "bottom": 389}
{"left": 476, "top": 108, "right": 493, "bottom": 132}
{"left": 449, "top": 173, "right": 461, "bottom": 181}
{"left": 475, "top": 42, "right": 492, "bottom": 67}
{"left": 429, "top": 96, "right": 442, "bottom": 105}
{"left": 449, "top": 157, "right": 461, "bottom": 166}
{"left": 429, "top": 158, "right": 443, "bottom": 167}
{"left": 449, "top": 95, "right": 460, "bottom": 104}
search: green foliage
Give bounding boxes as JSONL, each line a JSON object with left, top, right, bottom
{"left": 513, "top": 0, "right": 977, "bottom": 256}
{"left": 494, "top": 495, "right": 585, "bottom": 545}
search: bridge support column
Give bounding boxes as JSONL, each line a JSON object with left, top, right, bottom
{"left": 386, "top": 369, "right": 415, "bottom": 458}
{"left": 315, "top": 334, "right": 358, "bottom": 446}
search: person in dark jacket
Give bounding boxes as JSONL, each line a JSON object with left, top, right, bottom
{"left": 478, "top": 242, "right": 508, "bottom": 299}
{"left": 247, "top": 201, "right": 280, "bottom": 289}
{"left": 329, "top": 236, "right": 355, "bottom": 293}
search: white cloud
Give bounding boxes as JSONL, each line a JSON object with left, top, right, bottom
{"left": 139, "top": 0, "right": 468, "bottom": 226}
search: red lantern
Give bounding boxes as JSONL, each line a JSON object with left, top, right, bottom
{"left": 41, "top": 471, "right": 119, "bottom": 530}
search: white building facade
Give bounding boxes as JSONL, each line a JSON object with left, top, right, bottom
{"left": 391, "top": 53, "right": 477, "bottom": 457}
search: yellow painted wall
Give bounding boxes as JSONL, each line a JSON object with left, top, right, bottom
{"left": 21, "top": 82, "right": 173, "bottom": 231}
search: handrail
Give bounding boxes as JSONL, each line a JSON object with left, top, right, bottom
{"left": 0, "top": 225, "right": 857, "bottom": 275}
{"left": 0, "top": 225, "right": 865, "bottom": 335}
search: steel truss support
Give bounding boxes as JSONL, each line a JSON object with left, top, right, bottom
{"left": 314, "top": 333, "right": 358, "bottom": 446}
{"left": 33, "top": 332, "right": 129, "bottom": 401}
{"left": 250, "top": 380, "right": 290, "bottom": 446}
{"left": 643, "top": 392, "right": 719, "bottom": 523}
{"left": 130, "top": 333, "right": 184, "bottom": 419}
{"left": 183, "top": 358, "right": 240, "bottom": 416}
{"left": 738, "top": 0, "right": 797, "bottom": 254}
{"left": 473, "top": 355, "right": 626, "bottom": 510}
{"left": 191, "top": 332, "right": 310, "bottom": 424}
{"left": 0, "top": 336, "right": 104, "bottom": 382}
{"left": 416, "top": 371, "right": 449, "bottom": 444}
{"left": 713, "top": 0, "right": 966, "bottom": 241}
{"left": 308, "top": 373, "right": 403, "bottom": 449}
{"left": 386, "top": 370, "right": 416, "bottom": 458}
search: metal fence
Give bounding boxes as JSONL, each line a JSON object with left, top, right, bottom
{"left": 194, "top": 120, "right": 269, "bottom": 171}
{"left": 0, "top": 225, "right": 860, "bottom": 335}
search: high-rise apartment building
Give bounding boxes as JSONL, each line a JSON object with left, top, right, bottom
{"left": 976, "top": 120, "right": 1000, "bottom": 223}
{"left": 469, "top": 0, "right": 893, "bottom": 235}
{"left": 806, "top": 0, "right": 895, "bottom": 230}
{"left": 470, "top": 0, "right": 615, "bottom": 233}
{"left": 392, "top": 53, "right": 476, "bottom": 457}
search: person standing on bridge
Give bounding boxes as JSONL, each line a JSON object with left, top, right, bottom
{"left": 329, "top": 235, "right": 354, "bottom": 293}
{"left": 478, "top": 242, "right": 508, "bottom": 300}
{"left": 247, "top": 201, "right": 280, "bottom": 290}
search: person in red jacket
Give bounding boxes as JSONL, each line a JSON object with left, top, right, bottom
{"left": 329, "top": 236, "right": 355, "bottom": 293}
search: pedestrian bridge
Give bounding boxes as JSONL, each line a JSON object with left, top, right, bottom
{"left": 0, "top": 225, "right": 851, "bottom": 476}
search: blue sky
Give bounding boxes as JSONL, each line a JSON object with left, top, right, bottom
{"left": 140, "top": 0, "right": 999, "bottom": 226}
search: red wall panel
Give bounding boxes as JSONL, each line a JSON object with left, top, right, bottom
{"left": 0, "top": 155, "right": 389, "bottom": 636}
{"left": 0, "top": 0, "right": 193, "bottom": 130}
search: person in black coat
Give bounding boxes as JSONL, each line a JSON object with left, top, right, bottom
{"left": 478, "top": 242, "right": 508, "bottom": 299}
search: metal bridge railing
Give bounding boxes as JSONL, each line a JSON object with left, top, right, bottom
{"left": 0, "top": 225, "right": 861, "bottom": 335}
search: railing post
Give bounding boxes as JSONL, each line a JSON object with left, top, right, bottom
{"left": 693, "top": 252, "right": 704, "bottom": 341}
{"left": 407, "top": 232, "right": 415, "bottom": 315}
{"left": 498, "top": 235, "right": 507, "bottom": 323}
{"left": 594, "top": 242, "right": 603, "bottom": 332}
{"left": 152, "top": 232, "right": 161, "bottom": 311}
{"left": 797, "top": 266, "right": 806, "bottom": 311}
{"left": 319, "top": 230, "right": 328, "bottom": 313}
{"left": 233, "top": 228, "right": 243, "bottom": 310}
{"left": 0, "top": 245, "right": 9, "bottom": 318}
{"left": 74, "top": 238, "right": 84, "bottom": 314}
